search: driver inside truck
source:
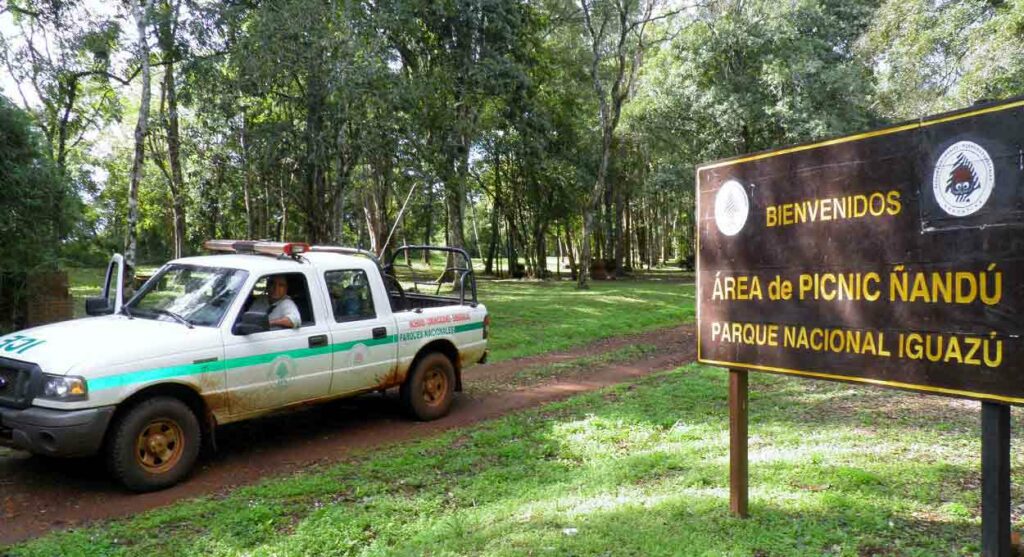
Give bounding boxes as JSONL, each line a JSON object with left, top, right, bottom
{"left": 249, "top": 275, "right": 301, "bottom": 329}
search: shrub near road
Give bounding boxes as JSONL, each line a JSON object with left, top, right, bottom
{"left": 8, "top": 365, "right": 1018, "bottom": 556}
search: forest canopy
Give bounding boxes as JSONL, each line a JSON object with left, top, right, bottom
{"left": 1, "top": 0, "right": 1021, "bottom": 286}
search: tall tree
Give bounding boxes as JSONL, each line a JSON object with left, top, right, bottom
{"left": 125, "top": 0, "right": 154, "bottom": 276}
{"left": 151, "top": 0, "right": 186, "bottom": 258}
{"left": 576, "top": 0, "right": 672, "bottom": 288}
{"left": 1, "top": 1, "right": 123, "bottom": 242}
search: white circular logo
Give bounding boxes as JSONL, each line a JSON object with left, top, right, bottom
{"left": 714, "top": 180, "right": 749, "bottom": 236}
{"left": 932, "top": 141, "right": 995, "bottom": 217}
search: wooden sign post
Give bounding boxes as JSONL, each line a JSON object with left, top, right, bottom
{"left": 697, "top": 97, "right": 1024, "bottom": 555}
{"left": 729, "top": 369, "right": 748, "bottom": 518}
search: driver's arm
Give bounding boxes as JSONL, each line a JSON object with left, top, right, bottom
{"left": 271, "top": 298, "right": 301, "bottom": 329}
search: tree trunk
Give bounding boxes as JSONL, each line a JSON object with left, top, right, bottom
{"left": 165, "top": 64, "right": 186, "bottom": 256}
{"left": 303, "top": 61, "right": 330, "bottom": 244}
{"left": 125, "top": 0, "right": 153, "bottom": 278}
{"left": 485, "top": 198, "right": 499, "bottom": 275}
{"left": 153, "top": 0, "right": 186, "bottom": 257}
{"left": 423, "top": 185, "right": 433, "bottom": 263}
{"left": 534, "top": 221, "right": 547, "bottom": 279}
{"left": 278, "top": 174, "right": 288, "bottom": 241}
{"left": 470, "top": 194, "right": 482, "bottom": 259}
{"left": 613, "top": 177, "right": 625, "bottom": 276}
{"left": 240, "top": 118, "right": 253, "bottom": 241}
{"left": 565, "top": 224, "right": 580, "bottom": 282}
{"left": 363, "top": 164, "right": 390, "bottom": 256}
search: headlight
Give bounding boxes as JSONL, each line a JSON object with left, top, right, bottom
{"left": 40, "top": 374, "right": 89, "bottom": 401}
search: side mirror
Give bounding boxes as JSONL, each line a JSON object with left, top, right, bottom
{"left": 85, "top": 297, "right": 114, "bottom": 316}
{"left": 233, "top": 311, "right": 269, "bottom": 335}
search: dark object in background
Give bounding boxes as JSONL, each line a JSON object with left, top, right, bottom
{"left": 0, "top": 271, "right": 73, "bottom": 333}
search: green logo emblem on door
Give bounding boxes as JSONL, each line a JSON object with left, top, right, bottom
{"left": 268, "top": 356, "right": 297, "bottom": 390}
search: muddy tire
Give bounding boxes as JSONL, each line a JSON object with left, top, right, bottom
{"left": 400, "top": 352, "right": 455, "bottom": 421}
{"left": 106, "top": 397, "right": 201, "bottom": 492}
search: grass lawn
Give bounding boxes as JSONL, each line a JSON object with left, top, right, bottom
{"left": 8, "top": 364, "right": 1016, "bottom": 556}
{"left": 66, "top": 267, "right": 107, "bottom": 318}
{"left": 66, "top": 267, "right": 694, "bottom": 361}
{"left": 478, "top": 279, "right": 694, "bottom": 362}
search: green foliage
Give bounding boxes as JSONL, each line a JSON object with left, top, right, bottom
{"left": 4, "top": 0, "right": 1022, "bottom": 280}
{"left": 859, "top": 0, "right": 1024, "bottom": 119}
{"left": 634, "top": 0, "right": 881, "bottom": 164}
{"left": 0, "top": 95, "right": 78, "bottom": 328}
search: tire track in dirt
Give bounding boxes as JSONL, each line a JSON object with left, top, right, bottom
{"left": 0, "top": 324, "right": 695, "bottom": 546}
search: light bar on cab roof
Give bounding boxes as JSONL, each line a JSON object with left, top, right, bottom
{"left": 256, "top": 242, "right": 309, "bottom": 256}
{"left": 203, "top": 239, "right": 310, "bottom": 257}
{"left": 203, "top": 239, "right": 247, "bottom": 253}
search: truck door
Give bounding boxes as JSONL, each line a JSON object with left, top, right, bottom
{"left": 322, "top": 269, "right": 399, "bottom": 394}
{"left": 222, "top": 271, "right": 333, "bottom": 416}
{"left": 85, "top": 253, "right": 126, "bottom": 316}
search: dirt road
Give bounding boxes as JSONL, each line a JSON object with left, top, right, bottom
{"left": 0, "top": 325, "right": 695, "bottom": 545}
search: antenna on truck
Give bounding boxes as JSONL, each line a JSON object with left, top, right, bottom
{"left": 379, "top": 182, "right": 419, "bottom": 256}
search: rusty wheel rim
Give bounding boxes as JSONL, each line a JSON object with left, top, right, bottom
{"left": 422, "top": 367, "right": 448, "bottom": 407}
{"left": 135, "top": 418, "right": 185, "bottom": 474}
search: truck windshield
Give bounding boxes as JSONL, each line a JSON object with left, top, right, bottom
{"left": 127, "top": 265, "right": 249, "bottom": 327}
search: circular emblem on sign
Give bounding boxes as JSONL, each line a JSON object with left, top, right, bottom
{"left": 714, "top": 180, "right": 749, "bottom": 236}
{"left": 932, "top": 141, "right": 995, "bottom": 217}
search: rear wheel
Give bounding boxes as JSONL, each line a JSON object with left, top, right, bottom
{"left": 106, "top": 397, "right": 201, "bottom": 492}
{"left": 400, "top": 352, "right": 455, "bottom": 421}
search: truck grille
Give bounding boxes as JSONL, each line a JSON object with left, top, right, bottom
{"left": 0, "top": 359, "right": 41, "bottom": 409}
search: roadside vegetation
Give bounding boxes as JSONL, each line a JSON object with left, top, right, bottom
{"left": 9, "top": 364, "right": 1018, "bottom": 556}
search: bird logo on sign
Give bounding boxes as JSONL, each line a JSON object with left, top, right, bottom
{"left": 932, "top": 141, "right": 995, "bottom": 217}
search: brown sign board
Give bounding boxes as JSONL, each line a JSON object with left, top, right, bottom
{"left": 696, "top": 97, "right": 1024, "bottom": 404}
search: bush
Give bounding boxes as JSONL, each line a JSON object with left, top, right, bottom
{"left": 0, "top": 95, "right": 77, "bottom": 331}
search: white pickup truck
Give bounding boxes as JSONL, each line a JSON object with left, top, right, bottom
{"left": 0, "top": 241, "right": 489, "bottom": 491}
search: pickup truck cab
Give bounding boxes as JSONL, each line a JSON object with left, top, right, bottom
{"left": 0, "top": 241, "right": 489, "bottom": 491}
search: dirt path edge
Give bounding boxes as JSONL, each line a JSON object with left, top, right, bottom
{"left": 0, "top": 324, "right": 696, "bottom": 546}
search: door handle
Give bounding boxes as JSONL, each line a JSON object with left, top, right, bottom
{"left": 308, "top": 334, "right": 328, "bottom": 348}
{"left": 372, "top": 327, "right": 387, "bottom": 339}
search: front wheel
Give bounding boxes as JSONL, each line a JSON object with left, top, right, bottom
{"left": 400, "top": 352, "right": 455, "bottom": 421}
{"left": 106, "top": 397, "right": 201, "bottom": 492}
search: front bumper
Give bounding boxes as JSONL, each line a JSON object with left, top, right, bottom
{"left": 0, "top": 404, "right": 116, "bottom": 457}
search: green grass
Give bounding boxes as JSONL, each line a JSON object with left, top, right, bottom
{"left": 66, "top": 268, "right": 694, "bottom": 361}
{"left": 472, "top": 343, "right": 659, "bottom": 394}
{"left": 66, "top": 267, "right": 107, "bottom": 318}
{"left": 479, "top": 279, "right": 694, "bottom": 362}
{"left": 10, "top": 364, "right": 1018, "bottom": 556}
{"left": 66, "top": 267, "right": 160, "bottom": 318}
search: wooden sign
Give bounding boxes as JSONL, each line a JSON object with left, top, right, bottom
{"left": 696, "top": 97, "right": 1024, "bottom": 405}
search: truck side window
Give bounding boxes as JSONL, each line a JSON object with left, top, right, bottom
{"left": 325, "top": 270, "right": 376, "bottom": 323}
{"left": 239, "top": 272, "right": 315, "bottom": 329}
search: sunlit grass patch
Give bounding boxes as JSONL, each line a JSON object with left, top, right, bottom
{"left": 478, "top": 279, "right": 694, "bottom": 361}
